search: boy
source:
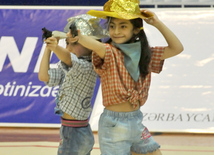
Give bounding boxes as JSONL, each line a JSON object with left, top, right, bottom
{"left": 38, "top": 14, "right": 107, "bottom": 155}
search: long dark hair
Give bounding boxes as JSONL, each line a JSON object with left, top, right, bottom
{"left": 106, "top": 17, "right": 151, "bottom": 79}
{"left": 130, "top": 18, "right": 151, "bottom": 78}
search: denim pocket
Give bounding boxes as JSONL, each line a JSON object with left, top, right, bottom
{"left": 102, "top": 115, "right": 118, "bottom": 128}
{"left": 60, "top": 126, "right": 73, "bottom": 140}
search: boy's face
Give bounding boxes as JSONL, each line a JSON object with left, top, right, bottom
{"left": 109, "top": 18, "right": 139, "bottom": 44}
{"left": 65, "top": 37, "right": 91, "bottom": 57}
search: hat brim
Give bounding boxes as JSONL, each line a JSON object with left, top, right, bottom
{"left": 87, "top": 10, "right": 152, "bottom": 20}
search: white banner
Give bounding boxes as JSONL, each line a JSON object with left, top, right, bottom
{"left": 90, "top": 8, "right": 214, "bottom": 133}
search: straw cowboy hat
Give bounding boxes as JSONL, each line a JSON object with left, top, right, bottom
{"left": 87, "top": 0, "right": 153, "bottom": 19}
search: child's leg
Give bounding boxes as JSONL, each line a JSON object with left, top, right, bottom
{"left": 132, "top": 149, "right": 162, "bottom": 155}
{"left": 130, "top": 112, "right": 161, "bottom": 155}
{"left": 98, "top": 109, "right": 160, "bottom": 155}
{"left": 98, "top": 109, "right": 134, "bottom": 155}
{"left": 58, "top": 124, "right": 94, "bottom": 155}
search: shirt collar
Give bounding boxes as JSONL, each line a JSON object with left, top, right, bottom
{"left": 78, "top": 54, "right": 92, "bottom": 62}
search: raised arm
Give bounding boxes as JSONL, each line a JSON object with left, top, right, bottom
{"left": 38, "top": 47, "right": 51, "bottom": 82}
{"left": 67, "top": 29, "right": 106, "bottom": 59}
{"left": 142, "top": 10, "right": 184, "bottom": 60}
{"left": 45, "top": 37, "right": 72, "bottom": 66}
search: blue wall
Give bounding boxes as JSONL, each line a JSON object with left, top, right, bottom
{"left": 0, "top": 0, "right": 107, "bottom": 6}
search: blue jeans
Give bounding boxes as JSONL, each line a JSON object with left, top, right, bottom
{"left": 58, "top": 124, "right": 94, "bottom": 155}
{"left": 98, "top": 109, "right": 160, "bottom": 155}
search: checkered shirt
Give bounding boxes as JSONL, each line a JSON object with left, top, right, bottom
{"left": 92, "top": 43, "right": 165, "bottom": 108}
{"left": 46, "top": 53, "right": 97, "bottom": 120}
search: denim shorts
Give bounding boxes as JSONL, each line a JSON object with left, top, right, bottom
{"left": 98, "top": 109, "right": 160, "bottom": 155}
{"left": 58, "top": 124, "right": 94, "bottom": 155}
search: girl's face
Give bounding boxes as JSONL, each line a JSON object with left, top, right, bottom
{"left": 109, "top": 18, "right": 139, "bottom": 44}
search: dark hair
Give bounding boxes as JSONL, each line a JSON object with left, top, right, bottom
{"left": 130, "top": 18, "right": 151, "bottom": 78}
{"left": 106, "top": 17, "right": 151, "bottom": 78}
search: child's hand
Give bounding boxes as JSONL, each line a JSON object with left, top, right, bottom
{"left": 141, "top": 9, "right": 160, "bottom": 27}
{"left": 45, "top": 37, "right": 59, "bottom": 51}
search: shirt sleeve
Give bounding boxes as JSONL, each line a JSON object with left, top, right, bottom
{"left": 92, "top": 43, "right": 112, "bottom": 76}
{"left": 151, "top": 46, "right": 165, "bottom": 73}
{"left": 45, "top": 63, "right": 64, "bottom": 87}
{"left": 66, "top": 53, "right": 92, "bottom": 76}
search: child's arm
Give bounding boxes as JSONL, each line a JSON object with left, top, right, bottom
{"left": 38, "top": 47, "right": 51, "bottom": 82}
{"left": 141, "top": 10, "right": 184, "bottom": 60}
{"left": 79, "top": 34, "right": 106, "bottom": 59}
{"left": 45, "top": 37, "right": 72, "bottom": 66}
{"left": 68, "top": 30, "right": 106, "bottom": 59}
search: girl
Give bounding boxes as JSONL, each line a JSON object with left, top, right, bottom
{"left": 66, "top": 0, "right": 183, "bottom": 154}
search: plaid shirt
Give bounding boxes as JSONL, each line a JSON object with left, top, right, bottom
{"left": 92, "top": 43, "right": 165, "bottom": 108}
{"left": 46, "top": 53, "right": 97, "bottom": 120}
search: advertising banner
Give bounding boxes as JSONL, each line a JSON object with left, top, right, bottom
{"left": 0, "top": 7, "right": 214, "bottom": 133}
{"left": 0, "top": 7, "right": 98, "bottom": 127}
